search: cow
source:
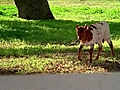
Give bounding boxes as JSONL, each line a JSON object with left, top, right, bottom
{"left": 76, "top": 21, "right": 115, "bottom": 64}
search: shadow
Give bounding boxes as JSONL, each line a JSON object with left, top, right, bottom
{"left": 0, "top": 68, "right": 18, "bottom": 75}
{"left": 0, "top": 19, "right": 120, "bottom": 45}
{"left": 0, "top": 19, "right": 78, "bottom": 45}
{"left": 0, "top": 44, "right": 78, "bottom": 57}
{"left": 90, "top": 47, "right": 120, "bottom": 72}
{"left": 93, "top": 60, "right": 120, "bottom": 72}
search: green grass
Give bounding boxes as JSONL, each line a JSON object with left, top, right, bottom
{"left": 0, "top": 0, "right": 120, "bottom": 75}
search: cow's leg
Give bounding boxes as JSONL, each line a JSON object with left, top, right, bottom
{"left": 89, "top": 44, "right": 94, "bottom": 63}
{"left": 78, "top": 44, "right": 83, "bottom": 61}
{"left": 96, "top": 44, "right": 102, "bottom": 60}
{"left": 107, "top": 40, "right": 115, "bottom": 56}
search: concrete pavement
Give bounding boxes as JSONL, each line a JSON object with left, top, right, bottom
{"left": 0, "top": 73, "right": 120, "bottom": 90}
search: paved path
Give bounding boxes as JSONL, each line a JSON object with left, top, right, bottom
{"left": 0, "top": 73, "right": 120, "bottom": 90}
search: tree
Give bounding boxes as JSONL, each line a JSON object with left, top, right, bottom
{"left": 14, "top": 0, "right": 54, "bottom": 20}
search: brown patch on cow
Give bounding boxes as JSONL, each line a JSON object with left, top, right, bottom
{"left": 81, "top": 29, "right": 93, "bottom": 43}
{"left": 85, "top": 30, "right": 93, "bottom": 42}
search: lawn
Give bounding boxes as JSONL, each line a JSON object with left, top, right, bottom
{"left": 0, "top": 0, "right": 120, "bottom": 75}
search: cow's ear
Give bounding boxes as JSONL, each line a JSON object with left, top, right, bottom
{"left": 84, "top": 24, "right": 87, "bottom": 29}
{"left": 76, "top": 24, "right": 79, "bottom": 28}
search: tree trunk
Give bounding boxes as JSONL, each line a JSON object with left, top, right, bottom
{"left": 14, "top": 0, "right": 54, "bottom": 20}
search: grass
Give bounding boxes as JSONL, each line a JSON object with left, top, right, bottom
{"left": 0, "top": 0, "right": 120, "bottom": 75}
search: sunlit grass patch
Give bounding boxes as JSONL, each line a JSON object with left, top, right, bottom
{"left": 0, "top": 54, "right": 108, "bottom": 75}
{"left": 51, "top": 6, "right": 120, "bottom": 21}
{"left": 0, "top": 56, "right": 53, "bottom": 74}
{"left": 0, "top": 5, "right": 17, "bottom": 17}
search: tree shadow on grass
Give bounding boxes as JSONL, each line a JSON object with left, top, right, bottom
{"left": 0, "top": 68, "right": 18, "bottom": 75}
{"left": 0, "top": 19, "right": 120, "bottom": 45}
{"left": 0, "top": 19, "right": 78, "bottom": 45}
{"left": 91, "top": 47, "right": 120, "bottom": 72}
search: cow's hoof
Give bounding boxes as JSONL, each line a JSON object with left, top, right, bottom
{"left": 78, "top": 57, "right": 82, "bottom": 61}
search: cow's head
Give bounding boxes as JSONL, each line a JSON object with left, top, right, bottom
{"left": 76, "top": 24, "right": 87, "bottom": 41}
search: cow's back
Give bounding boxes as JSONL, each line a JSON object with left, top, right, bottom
{"left": 94, "top": 22, "right": 110, "bottom": 41}
{"left": 83, "top": 22, "right": 111, "bottom": 46}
